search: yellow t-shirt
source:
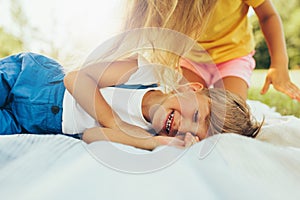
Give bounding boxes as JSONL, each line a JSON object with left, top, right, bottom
{"left": 186, "top": 0, "right": 265, "bottom": 64}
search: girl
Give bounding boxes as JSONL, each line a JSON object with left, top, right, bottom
{"left": 0, "top": 52, "right": 261, "bottom": 150}
{"left": 123, "top": 0, "right": 300, "bottom": 101}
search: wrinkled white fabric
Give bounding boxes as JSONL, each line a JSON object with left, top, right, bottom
{"left": 1, "top": 100, "right": 300, "bottom": 200}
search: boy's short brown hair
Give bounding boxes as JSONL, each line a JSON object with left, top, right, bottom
{"left": 201, "top": 88, "right": 263, "bottom": 138}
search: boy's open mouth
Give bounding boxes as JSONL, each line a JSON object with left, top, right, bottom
{"left": 165, "top": 110, "right": 175, "bottom": 135}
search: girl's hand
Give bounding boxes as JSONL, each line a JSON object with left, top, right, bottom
{"left": 261, "top": 67, "right": 300, "bottom": 102}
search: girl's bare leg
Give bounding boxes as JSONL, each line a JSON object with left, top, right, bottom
{"left": 214, "top": 76, "right": 248, "bottom": 101}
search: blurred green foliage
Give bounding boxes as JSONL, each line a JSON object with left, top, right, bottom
{"left": 0, "top": 27, "right": 23, "bottom": 58}
{"left": 251, "top": 0, "right": 300, "bottom": 69}
{"left": 248, "top": 87, "right": 300, "bottom": 117}
{"left": 249, "top": 70, "right": 300, "bottom": 117}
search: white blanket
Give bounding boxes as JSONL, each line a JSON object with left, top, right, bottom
{"left": 1, "top": 100, "right": 300, "bottom": 200}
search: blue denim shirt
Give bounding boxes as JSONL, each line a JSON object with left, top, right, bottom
{"left": 0, "top": 53, "right": 65, "bottom": 134}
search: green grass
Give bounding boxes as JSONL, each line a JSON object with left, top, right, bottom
{"left": 248, "top": 70, "right": 300, "bottom": 117}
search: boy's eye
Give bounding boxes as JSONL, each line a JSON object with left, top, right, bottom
{"left": 193, "top": 110, "right": 199, "bottom": 122}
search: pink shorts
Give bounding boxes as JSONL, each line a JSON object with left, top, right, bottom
{"left": 180, "top": 53, "right": 256, "bottom": 87}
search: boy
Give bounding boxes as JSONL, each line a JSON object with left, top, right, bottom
{"left": 0, "top": 53, "right": 261, "bottom": 150}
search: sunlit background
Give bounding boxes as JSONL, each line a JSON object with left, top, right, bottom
{"left": 0, "top": 0, "right": 300, "bottom": 116}
{"left": 0, "top": 0, "right": 124, "bottom": 65}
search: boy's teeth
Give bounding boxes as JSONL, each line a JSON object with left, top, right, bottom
{"left": 166, "top": 111, "right": 174, "bottom": 133}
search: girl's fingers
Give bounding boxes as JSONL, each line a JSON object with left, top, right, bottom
{"left": 260, "top": 77, "right": 271, "bottom": 95}
{"left": 277, "top": 82, "right": 300, "bottom": 102}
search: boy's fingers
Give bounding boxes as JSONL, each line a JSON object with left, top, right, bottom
{"left": 184, "top": 132, "right": 198, "bottom": 147}
{"left": 170, "top": 137, "right": 185, "bottom": 147}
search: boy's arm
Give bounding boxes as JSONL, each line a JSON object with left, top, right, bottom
{"left": 64, "top": 60, "right": 138, "bottom": 128}
{"left": 254, "top": 0, "right": 300, "bottom": 101}
{"left": 64, "top": 60, "right": 154, "bottom": 137}
{"left": 83, "top": 127, "right": 185, "bottom": 151}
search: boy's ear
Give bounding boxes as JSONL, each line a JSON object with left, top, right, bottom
{"left": 176, "top": 82, "right": 204, "bottom": 92}
{"left": 188, "top": 82, "right": 204, "bottom": 91}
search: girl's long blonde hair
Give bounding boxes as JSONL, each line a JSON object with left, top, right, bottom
{"left": 123, "top": 0, "right": 216, "bottom": 39}
{"left": 83, "top": 1, "right": 217, "bottom": 91}
{"left": 117, "top": 0, "right": 217, "bottom": 90}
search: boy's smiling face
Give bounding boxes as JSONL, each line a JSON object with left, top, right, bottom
{"left": 150, "top": 87, "right": 211, "bottom": 140}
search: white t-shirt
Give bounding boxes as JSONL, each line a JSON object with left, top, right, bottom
{"left": 62, "top": 56, "right": 162, "bottom": 134}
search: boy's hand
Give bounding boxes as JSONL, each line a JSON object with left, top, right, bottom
{"left": 153, "top": 136, "right": 185, "bottom": 148}
{"left": 112, "top": 120, "right": 153, "bottom": 139}
{"left": 153, "top": 132, "right": 200, "bottom": 149}
{"left": 183, "top": 132, "right": 200, "bottom": 147}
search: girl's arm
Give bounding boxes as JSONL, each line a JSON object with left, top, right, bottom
{"left": 83, "top": 127, "right": 185, "bottom": 151}
{"left": 254, "top": 0, "right": 300, "bottom": 101}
